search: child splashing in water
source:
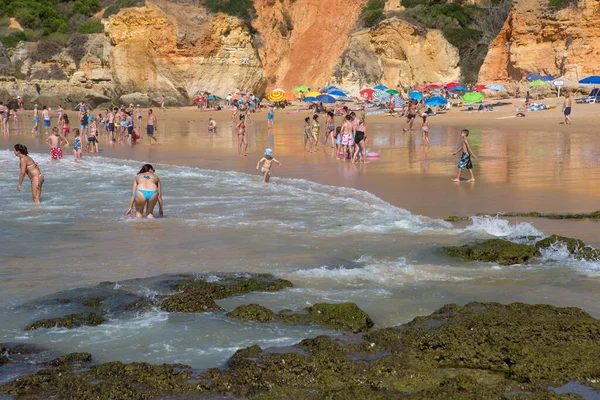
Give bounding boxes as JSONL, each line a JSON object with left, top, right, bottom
{"left": 256, "top": 148, "right": 282, "bottom": 183}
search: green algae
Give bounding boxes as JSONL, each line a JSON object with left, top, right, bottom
{"left": 161, "top": 274, "right": 293, "bottom": 313}
{"left": 535, "top": 235, "right": 599, "bottom": 261}
{"left": 443, "top": 239, "right": 540, "bottom": 265}
{"left": 81, "top": 297, "right": 106, "bottom": 307}
{"left": 4, "top": 302, "right": 600, "bottom": 399}
{"left": 47, "top": 352, "right": 92, "bottom": 367}
{"left": 445, "top": 210, "right": 600, "bottom": 222}
{"left": 227, "top": 302, "right": 374, "bottom": 333}
{"left": 24, "top": 312, "right": 106, "bottom": 331}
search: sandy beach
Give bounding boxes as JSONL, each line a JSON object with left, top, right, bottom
{"left": 3, "top": 99, "right": 600, "bottom": 221}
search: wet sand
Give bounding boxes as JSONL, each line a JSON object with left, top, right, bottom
{"left": 2, "top": 100, "right": 600, "bottom": 223}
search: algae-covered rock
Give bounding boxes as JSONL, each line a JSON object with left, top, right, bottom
{"left": 47, "top": 352, "right": 92, "bottom": 367}
{"left": 304, "top": 303, "right": 374, "bottom": 333}
{"left": 161, "top": 274, "right": 293, "bottom": 313}
{"left": 443, "top": 239, "right": 540, "bottom": 265}
{"left": 24, "top": 312, "right": 105, "bottom": 331}
{"left": 535, "top": 235, "right": 599, "bottom": 261}
{"left": 226, "top": 304, "right": 275, "bottom": 323}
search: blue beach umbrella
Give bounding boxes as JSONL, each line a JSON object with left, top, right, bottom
{"left": 579, "top": 76, "right": 600, "bottom": 84}
{"left": 424, "top": 96, "right": 448, "bottom": 107}
{"left": 302, "top": 96, "right": 317, "bottom": 102}
{"left": 541, "top": 76, "right": 555, "bottom": 81}
{"left": 315, "top": 94, "right": 336, "bottom": 103}
{"left": 391, "top": 94, "right": 404, "bottom": 108}
{"left": 449, "top": 85, "right": 469, "bottom": 91}
{"left": 206, "top": 95, "right": 222, "bottom": 101}
{"left": 374, "top": 84, "right": 388, "bottom": 90}
{"left": 408, "top": 91, "right": 423, "bottom": 101}
{"left": 485, "top": 84, "right": 507, "bottom": 92}
{"left": 328, "top": 90, "right": 348, "bottom": 97}
{"left": 526, "top": 73, "right": 543, "bottom": 82}
{"left": 320, "top": 85, "right": 338, "bottom": 92}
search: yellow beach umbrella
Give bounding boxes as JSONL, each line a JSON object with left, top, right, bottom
{"left": 268, "top": 91, "right": 285, "bottom": 102}
{"left": 305, "top": 91, "right": 321, "bottom": 98}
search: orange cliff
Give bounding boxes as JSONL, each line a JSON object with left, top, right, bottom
{"left": 478, "top": 0, "right": 600, "bottom": 86}
{"left": 253, "top": 0, "right": 367, "bottom": 91}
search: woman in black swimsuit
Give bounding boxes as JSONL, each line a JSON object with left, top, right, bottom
{"left": 353, "top": 118, "right": 368, "bottom": 163}
{"left": 14, "top": 144, "right": 44, "bottom": 203}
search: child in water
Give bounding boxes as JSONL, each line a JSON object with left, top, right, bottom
{"left": 45, "top": 127, "right": 67, "bottom": 160}
{"left": 73, "top": 128, "right": 83, "bottom": 162}
{"left": 208, "top": 118, "right": 217, "bottom": 133}
{"left": 256, "top": 148, "right": 282, "bottom": 183}
{"left": 452, "top": 129, "right": 477, "bottom": 182}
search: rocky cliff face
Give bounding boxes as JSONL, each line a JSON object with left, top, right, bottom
{"left": 330, "top": 18, "right": 460, "bottom": 93}
{"left": 478, "top": 0, "right": 600, "bottom": 86}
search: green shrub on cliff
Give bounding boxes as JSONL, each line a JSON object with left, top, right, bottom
{"left": 361, "top": 0, "right": 385, "bottom": 28}
{"left": 103, "top": 0, "right": 142, "bottom": 18}
{"left": 204, "top": 0, "right": 256, "bottom": 22}
{"left": 0, "top": 31, "right": 26, "bottom": 48}
{"left": 77, "top": 19, "right": 103, "bottom": 33}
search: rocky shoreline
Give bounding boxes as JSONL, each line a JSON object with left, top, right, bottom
{"left": 1, "top": 253, "right": 600, "bottom": 398}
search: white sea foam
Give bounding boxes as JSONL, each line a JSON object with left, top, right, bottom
{"left": 464, "top": 216, "right": 543, "bottom": 240}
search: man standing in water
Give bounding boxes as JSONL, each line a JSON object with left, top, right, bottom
{"left": 562, "top": 91, "right": 572, "bottom": 125}
{"left": 146, "top": 109, "right": 158, "bottom": 145}
{"left": 42, "top": 106, "right": 51, "bottom": 134}
{"left": 107, "top": 108, "right": 116, "bottom": 142}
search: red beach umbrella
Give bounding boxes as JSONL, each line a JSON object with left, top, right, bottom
{"left": 424, "top": 83, "right": 442, "bottom": 90}
{"left": 193, "top": 97, "right": 206, "bottom": 103}
{"left": 473, "top": 85, "right": 487, "bottom": 91}
{"left": 445, "top": 82, "right": 460, "bottom": 90}
{"left": 360, "top": 88, "right": 375, "bottom": 100}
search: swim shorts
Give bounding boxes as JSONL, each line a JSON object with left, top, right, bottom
{"left": 50, "top": 147, "right": 63, "bottom": 160}
{"left": 458, "top": 152, "right": 473, "bottom": 169}
{"left": 147, "top": 125, "right": 154, "bottom": 136}
{"left": 268, "top": 113, "right": 274, "bottom": 120}
{"left": 108, "top": 123, "right": 115, "bottom": 132}
{"left": 564, "top": 107, "right": 571, "bottom": 116}
{"left": 43, "top": 119, "right": 51, "bottom": 127}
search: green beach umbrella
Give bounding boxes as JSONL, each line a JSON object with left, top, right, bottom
{"left": 528, "top": 80, "right": 546, "bottom": 87}
{"left": 386, "top": 89, "right": 400, "bottom": 95}
{"left": 294, "top": 85, "right": 309, "bottom": 92}
{"left": 461, "top": 92, "right": 484, "bottom": 103}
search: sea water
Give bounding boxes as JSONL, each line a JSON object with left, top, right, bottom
{"left": 1, "top": 150, "right": 600, "bottom": 373}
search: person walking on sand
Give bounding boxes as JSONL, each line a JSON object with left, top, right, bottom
{"left": 14, "top": 144, "right": 44, "bottom": 203}
{"left": 562, "top": 91, "right": 572, "bottom": 125}
{"left": 146, "top": 109, "right": 158, "bottom": 144}
{"left": 420, "top": 113, "right": 430, "bottom": 146}
{"left": 126, "top": 164, "right": 164, "bottom": 219}
{"left": 452, "top": 129, "right": 477, "bottom": 182}
{"left": 256, "top": 148, "right": 282, "bottom": 183}
{"left": 403, "top": 100, "right": 417, "bottom": 131}
{"left": 267, "top": 104, "right": 275, "bottom": 128}
{"left": 160, "top": 95, "right": 165, "bottom": 111}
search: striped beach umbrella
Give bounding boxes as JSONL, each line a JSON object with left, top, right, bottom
{"left": 267, "top": 90, "right": 285, "bottom": 102}
{"left": 392, "top": 95, "right": 404, "bottom": 107}
{"left": 372, "top": 90, "right": 391, "bottom": 104}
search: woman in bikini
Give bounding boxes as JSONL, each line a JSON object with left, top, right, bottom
{"left": 126, "top": 164, "right": 164, "bottom": 219}
{"left": 311, "top": 115, "right": 320, "bottom": 153}
{"left": 420, "top": 113, "right": 430, "bottom": 146}
{"left": 14, "top": 144, "right": 44, "bottom": 203}
{"left": 236, "top": 116, "right": 248, "bottom": 156}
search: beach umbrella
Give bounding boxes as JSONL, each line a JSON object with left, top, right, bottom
{"left": 408, "top": 91, "right": 423, "bottom": 101}
{"left": 315, "top": 94, "right": 336, "bottom": 104}
{"left": 578, "top": 76, "right": 600, "bottom": 84}
{"left": 331, "top": 95, "right": 353, "bottom": 102}
{"left": 445, "top": 82, "right": 460, "bottom": 89}
{"left": 462, "top": 92, "right": 484, "bottom": 103}
{"left": 267, "top": 91, "right": 285, "bottom": 102}
{"left": 424, "top": 84, "right": 442, "bottom": 90}
{"left": 473, "top": 85, "right": 487, "bottom": 91}
{"left": 526, "top": 73, "right": 543, "bottom": 82}
{"left": 391, "top": 95, "right": 404, "bottom": 108}
{"left": 329, "top": 90, "right": 347, "bottom": 97}
{"left": 374, "top": 84, "right": 388, "bottom": 90}
{"left": 449, "top": 86, "right": 469, "bottom": 92}
{"left": 424, "top": 96, "right": 448, "bottom": 107}
{"left": 302, "top": 96, "right": 317, "bottom": 102}
{"left": 386, "top": 89, "right": 400, "bottom": 95}
{"left": 305, "top": 91, "right": 321, "bottom": 98}
{"left": 528, "top": 80, "right": 546, "bottom": 87}
{"left": 360, "top": 88, "right": 375, "bottom": 100}
{"left": 541, "top": 76, "right": 555, "bottom": 81}
{"left": 320, "top": 85, "right": 338, "bottom": 92}
{"left": 206, "top": 95, "right": 222, "bottom": 101}
{"left": 294, "top": 85, "right": 309, "bottom": 92}
{"left": 272, "top": 88, "right": 286, "bottom": 93}
{"left": 284, "top": 92, "right": 297, "bottom": 101}
{"left": 486, "top": 84, "right": 507, "bottom": 92}
{"left": 192, "top": 97, "right": 206, "bottom": 103}
{"left": 372, "top": 90, "right": 391, "bottom": 104}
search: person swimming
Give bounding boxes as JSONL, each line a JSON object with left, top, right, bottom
{"left": 126, "top": 164, "right": 164, "bottom": 219}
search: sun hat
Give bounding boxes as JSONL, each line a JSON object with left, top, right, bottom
{"left": 265, "top": 148, "right": 273, "bottom": 157}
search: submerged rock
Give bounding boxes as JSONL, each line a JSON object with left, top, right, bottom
{"left": 2, "top": 302, "right": 600, "bottom": 398}
{"left": 227, "top": 302, "right": 374, "bottom": 333}
{"left": 535, "top": 235, "right": 599, "bottom": 261}
{"left": 24, "top": 312, "right": 105, "bottom": 331}
{"left": 443, "top": 239, "right": 540, "bottom": 265}
{"left": 161, "top": 274, "right": 293, "bottom": 313}
{"left": 47, "top": 352, "right": 92, "bottom": 367}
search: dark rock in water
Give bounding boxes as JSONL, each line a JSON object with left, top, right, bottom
{"left": 161, "top": 274, "right": 293, "bottom": 313}
{"left": 47, "top": 353, "right": 92, "bottom": 367}
{"left": 2, "top": 302, "right": 600, "bottom": 398}
{"left": 443, "top": 239, "right": 540, "bottom": 265}
{"left": 227, "top": 302, "right": 374, "bottom": 333}
{"left": 535, "top": 235, "right": 599, "bottom": 261}
{"left": 226, "top": 304, "right": 275, "bottom": 322}
{"left": 0, "top": 355, "right": 9, "bottom": 365}
{"left": 24, "top": 312, "right": 105, "bottom": 331}
{"left": 81, "top": 297, "right": 106, "bottom": 308}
